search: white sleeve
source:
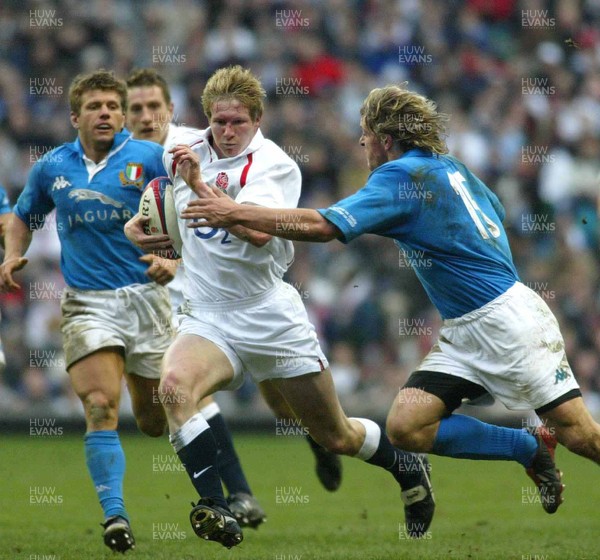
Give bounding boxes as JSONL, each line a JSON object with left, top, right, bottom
{"left": 235, "top": 160, "right": 301, "bottom": 209}
{"left": 162, "top": 146, "right": 176, "bottom": 182}
{"left": 163, "top": 127, "right": 207, "bottom": 184}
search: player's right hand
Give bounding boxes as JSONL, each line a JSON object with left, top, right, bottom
{"left": 0, "top": 256, "right": 28, "bottom": 292}
{"left": 124, "top": 212, "right": 174, "bottom": 253}
{"left": 169, "top": 144, "right": 213, "bottom": 198}
{"left": 139, "top": 254, "right": 177, "bottom": 286}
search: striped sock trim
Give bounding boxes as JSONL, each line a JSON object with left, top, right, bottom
{"left": 169, "top": 412, "right": 210, "bottom": 452}
{"left": 199, "top": 401, "right": 221, "bottom": 421}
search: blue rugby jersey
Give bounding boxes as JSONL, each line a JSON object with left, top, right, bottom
{"left": 319, "top": 148, "right": 519, "bottom": 319}
{"left": 0, "top": 185, "right": 11, "bottom": 214}
{"left": 15, "top": 131, "right": 166, "bottom": 289}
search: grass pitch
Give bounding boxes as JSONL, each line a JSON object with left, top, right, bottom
{"left": 1, "top": 431, "right": 598, "bottom": 560}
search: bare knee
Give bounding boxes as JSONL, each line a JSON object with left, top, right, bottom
{"left": 386, "top": 390, "right": 446, "bottom": 452}
{"left": 159, "top": 369, "right": 192, "bottom": 411}
{"left": 386, "top": 416, "right": 425, "bottom": 450}
{"left": 82, "top": 391, "right": 119, "bottom": 430}
{"left": 135, "top": 412, "right": 166, "bottom": 437}
{"left": 386, "top": 409, "right": 440, "bottom": 452}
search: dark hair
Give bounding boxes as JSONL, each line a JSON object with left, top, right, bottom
{"left": 126, "top": 68, "right": 172, "bottom": 105}
{"left": 69, "top": 69, "right": 127, "bottom": 115}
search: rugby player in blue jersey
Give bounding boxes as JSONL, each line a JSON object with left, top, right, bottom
{"left": 0, "top": 70, "right": 176, "bottom": 552}
{"left": 184, "top": 84, "right": 600, "bottom": 517}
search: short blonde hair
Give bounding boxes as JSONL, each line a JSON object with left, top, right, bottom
{"left": 360, "top": 85, "right": 449, "bottom": 154}
{"left": 202, "top": 65, "right": 266, "bottom": 121}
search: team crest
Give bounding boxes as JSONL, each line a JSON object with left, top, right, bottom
{"left": 215, "top": 172, "right": 229, "bottom": 192}
{"left": 119, "top": 162, "right": 145, "bottom": 188}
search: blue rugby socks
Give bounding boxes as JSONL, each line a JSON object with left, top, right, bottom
{"left": 432, "top": 414, "right": 538, "bottom": 467}
{"left": 170, "top": 412, "right": 228, "bottom": 509}
{"left": 201, "top": 402, "right": 252, "bottom": 496}
{"left": 84, "top": 430, "right": 128, "bottom": 520}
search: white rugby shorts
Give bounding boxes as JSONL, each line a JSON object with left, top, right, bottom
{"left": 177, "top": 282, "right": 329, "bottom": 389}
{"left": 61, "top": 283, "right": 174, "bottom": 379}
{"left": 418, "top": 282, "right": 580, "bottom": 411}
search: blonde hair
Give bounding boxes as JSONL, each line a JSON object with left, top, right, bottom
{"left": 69, "top": 69, "right": 127, "bottom": 115}
{"left": 202, "top": 65, "right": 266, "bottom": 121}
{"left": 360, "top": 85, "right": 449, "bottom": 154}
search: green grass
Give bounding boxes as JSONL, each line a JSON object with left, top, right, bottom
{"left": 0, "top": 432, "right": 598, "bottom": 560}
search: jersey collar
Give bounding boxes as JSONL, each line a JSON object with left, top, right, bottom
{"left": 400, "top": 147, "right": 433, "bottom": 159}
{"left": 69, "top": 129, "right": 132, "bottom": 159}
{"left": 205, "top": 128, "right": 265, "bottom": 160}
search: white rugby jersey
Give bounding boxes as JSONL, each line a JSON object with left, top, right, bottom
{"left": 165, "top": 123, "right": 197, "bottom": 146}
{"left": 163, "top": 126, "right": 301, "bottom": 303}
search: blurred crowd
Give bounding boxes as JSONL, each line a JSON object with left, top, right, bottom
{"left": 1, "top": 0, "right": 600, "bottom": 420}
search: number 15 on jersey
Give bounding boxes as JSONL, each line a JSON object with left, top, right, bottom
{"left": 447, "top": 171, "right": 501, "bottom": 240}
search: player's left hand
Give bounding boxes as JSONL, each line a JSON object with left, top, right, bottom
{"left": 139, "top": 254, "right": 177, "bottom": 285}
{"left": 181, "top": 195, "right": 238, "bottom": 228}
{"left": 124, "top": 212, "right": 174, "bottom": 252}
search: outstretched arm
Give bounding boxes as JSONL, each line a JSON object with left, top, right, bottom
{"left": 170, "top": 144, "right": 272, "bottom": 247}
{"left": 181, "top": 194, "right": 342, "bottom": 242}
{"left": 0, "top": 214, "right": 32, "bottom": 291}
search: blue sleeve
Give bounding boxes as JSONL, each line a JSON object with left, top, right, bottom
{"left": 0, "top": 186, "right": 11, "bottom": 214}
{"left": 317, "top": 165, "right": 418, "bottom": 243}
{"left": 14, "top": 161, "right": 55, "bottom": 228}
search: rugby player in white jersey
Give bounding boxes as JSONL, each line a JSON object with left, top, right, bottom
{"left": 125, "top": 68, "right": 266, "bottom": 527}
{"left": 125, "top": 65, "right": 434, "bottom": 549}
{"left": 126, "top": 68, "right": 344, "bottom": 499}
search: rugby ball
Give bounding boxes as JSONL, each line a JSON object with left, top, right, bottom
{"left": 139, "top": 177, "right": 183, "bottom": 259}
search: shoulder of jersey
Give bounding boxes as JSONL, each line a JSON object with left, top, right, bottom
{"left": 35, "top": 143, "right": 71, "bottom": 167}
{"left": 379, "top": 152, "right": 437, "bottom": 175}
{"left": 125, "top": 137, "right": 165, "bottom": 157}
{"left": 260, "top": 138, "right": 299, "bottom": 170}
{"left": 165, "top": 126, "right": 206, "bottom": 152}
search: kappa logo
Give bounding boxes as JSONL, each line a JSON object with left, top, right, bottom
{"left": 215, "top": 172, "right": 229, "bottom": 191}
{"left": 68, "top": 189, "right": 124, "bottom": 208}
{"left": 554, "top": 367, "right": 571, "bottom": 385}
{"left": 52, "top": 176, "right": 71, "bottom": 190}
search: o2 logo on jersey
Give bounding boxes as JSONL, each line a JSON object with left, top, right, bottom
{"left": 194, "top": 226, "right": 231, "bottom": 244}
{"left": 215, "top": 172, "right": 229, "bottom": 192}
